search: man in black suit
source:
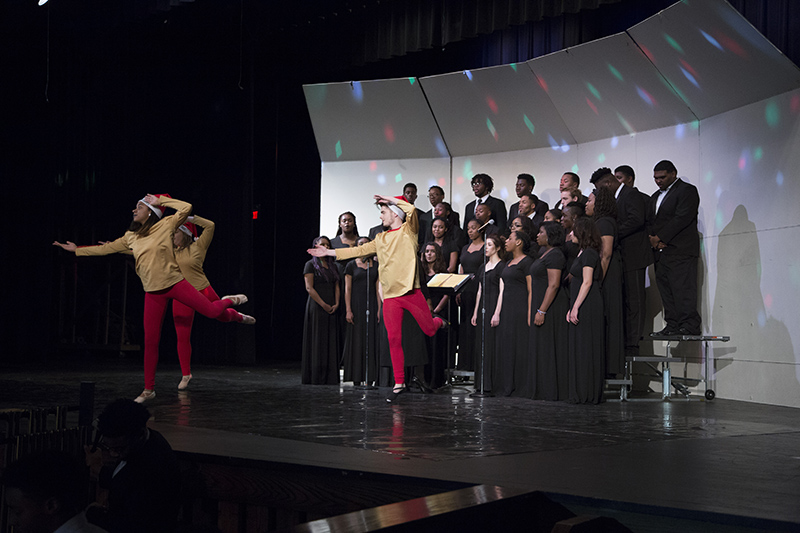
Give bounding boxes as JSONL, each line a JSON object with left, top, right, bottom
{"left": 592, "top": 166, "right": 652, "bottom": 357}
{"left": 646, "top": 160, "right": 702, "bottom": 336}
{"left": 516, "top": 193, "right": 546, "bottom": 233}
{"left": 463, "top": 173, "right": 507, "bottom": 233}
{"left": 403, "top": 182, "right": 427, "bottom": 247}
{"left": 508, "top": 173, "right": 548, "bottom": 222}
{"left": 554, "top": 172, "right": 586, "bottom": 210}
{"left": 474, "top": 203, "right": 499, "bottom": 237}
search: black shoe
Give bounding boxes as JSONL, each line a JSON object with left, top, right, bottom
{"left": 433, "top": 314, "right": 450, "bottom": 329}
{"left": 650, "top": 327, "right": 676, "bottom": 337}
{"left": 678, "top": 327, "right": 701, "bottom": 336}
{"left": 386, "top": 385, "right": 406, "bottom": 403}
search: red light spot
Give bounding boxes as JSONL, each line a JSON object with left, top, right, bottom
{"left": 791, "top": 94, "right": 800, "bottom": 114}
{"left": 486, "top": 96, "right": 498, "bottom": 114}
{"left": 370, "top": 161, "right": 378, "bottom": 171}
{"left": 640, "top": 44, "right": 656, "bottom": 64}
{"left": 384, "top": 124, "right": 395, "bottom": 143}
{"left": 717, "top": 33, "right": 747, "bottom": 58}
{"left": 679, "top": 59, "right": 698, "bottom": 78}
{"left": 764, "top": 293, "right": 773, "bottom": 309}
{"left": 738, "top": 157, "right": 746, "bottom": 170}
{"left": 252, "top": 211, "right": 258, "bottom": 220}
{"left": 586, "top": 97, "right": 598, "bottom": 115}
{"left": 456, "top": 176, "right": 465, "bottom": 185}
{"left": 537, "top": 76, "right": 549, "bottom": 93}
{"left": 438, "top": 177, "right": 446, "bottom": 187}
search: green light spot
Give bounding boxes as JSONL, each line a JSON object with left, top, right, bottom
{"left": 486, "top": 118, "right": 497, "bottom": 139}
{"left": 715, "top": 209, "right": 725, "bottom": 232}
{"left": 664, "top": 33, "right": 684, "bottom": 54}
{"left": 523, "top": 115, "right": 535, "bottom": 135}
{"left": 463, "top": 160, "right": 473, "bottom": 179}
{"left": 586, "top": 82, "right": 602, "bottom": 101}
{"left": 607, "top": 64, "right": 623, "bottom": 82}
{"left": 704, "top": 171, "right": 714, "bottom": 183}
{"left": 510, "top": 63, "right": 518, "bottom": 72}
{"left": 598, "top": 153, "right": 606, "bottom": 163}
{"left": 690, "top": 120, "right": 699, "bottom": 130}
{"left": 754, "top": 147, "right": 764, "bottom": 160}
{"left": 571, "top": 164, "right": 579, "bottom": 173}
{"left": 617, "top": 113, "right": 635, "bottom": 134}
{"left": 335, "top": 141, "right": 342, "bottom": 159}
{"left": 408, "top": 77, "right": 416, "bottom": 85}
{"left": 395, "top": 173, "right": 402, "bottom": 183}
{"left": 765, "top": 100, "right": 780, "bottom": 128}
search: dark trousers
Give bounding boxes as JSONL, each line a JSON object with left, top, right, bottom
{"left": 622, "top": 268, "right": 646, "bottom": 354}
{"left": 654, "top": 253, "right": 701, "bottom": 332}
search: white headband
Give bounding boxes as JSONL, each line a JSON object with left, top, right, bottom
{"left": 387, "top": 204, "right": 406, "bottom": 221}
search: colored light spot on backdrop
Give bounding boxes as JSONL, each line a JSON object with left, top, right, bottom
{"left": 715, "top": 208, "right": 724, "bottom": 231}
{"left": 335, "top": 141, "right": 342, "bottom": 159}
{"left": 486, "top": 118, "right": 498, "bottom": 141}
{"left": 586, "top": 97, "right": 598, "bottom": 115}
{"left": 395, "top": 173, "right": 402, "bottom": 183}
{"left": 754, "top": 147, "right": 763, "bottom": 161}
{"left": 636, "top": 86, "right": 657, "bottom": 106}
{"left": 351, "top": 81, "right": 363, "bottom": 102}
{"left": 435, "top": 138, "right": 448, "bottom": 157}
{"left": 598, "top": 153, "right": 606, "bottom": 163}
{"left": 464, "top": 70, "right": 473, "bottom": 81}
{"left": 675, "top": 124, "right": 685, "bottom": 139}
{"left": 486, "top": 96, "right": 498, "bottom": 114}
{"left": 537, "top": 76, "right": 549, "bottom": 93}
{"left": 384, "top": 124, "right": 395, "bottom": 143}
{"left": 456, "top": 176, "right": 465, "bottom": 185}
{"left": 700, "top": 29, "right": 724, "bottom": 51}
{"left": 738, "top": 152, "right": 747, "bottom": 170}
{"left": 548, "top": 134, "right": 560, "bottom": 151}
{"left": 718, "top": 34, "right": 747, "bottom": 58}
{"left": 704, "top": 170, "right": 714, "bottom": 183}
{"left": 765, "top": 101, "right": 780, "bottom": 127}
{"left": 757, "top": 310, "right": 766, "bottom": 328}
{"left": 664, "top": 33, "right": 684, "bottom": 54}
{"left": 586, "top": 83, "right": 602, "bottom": 101}
{"left": 791, "top": 94, "right": 800, "bottom": 114}
{"left": 462, "top": 160, "right": 473, "bottom": 179}
{"left": 680, "top": 67, "right": 700, "bottom": 89}
{"left": 408, "top": 77, "right": 415, "bottom": 85}
{"left": 571, "top": 164, "right": 579, "bottom": 173}
{"left": 764, "top": 293, "right": 772, "bottom": 309}
{"left": 639, "top": 44, "right": 656, "bottom": 64}
{"left": 691, "top": 120, "right": 699, "bottom": 130}
{"left": 377, "top": 174, "right": 386, "bottom": 185}
{"left": 370, "top": 161, "right": 377, "bottom": 172}
{"left": 523, "top": 115, "right": 535, "bottom": 135}
{"left": 608, "top": 64, "right": 623, "bottom": 82}
{"left": 560, "top": 142, "right": 571, "bottom": 153}
{"left": 610, "top": 136, "right": 619, "bottom": 148}
{"left": 510, "top": 63, "right": 518, "bottom": 72}
{"left": 438, "top": 178, "right": 446, "bottom": 187}
{"left": 715, "top": 185, "right": 722, "bottom": 199}
{"left": 776, "top": 172, "right": 784, "bottom": 186}
{"left": 617, "top": 113, "right": 635, "bottom": 135}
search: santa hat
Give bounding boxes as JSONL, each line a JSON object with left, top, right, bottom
{"left": 178, "top": 218, "right": 198, "bottom": 240}
{"left": 387, "top": 196, "right": 406, "bottom": 221}
{"left": 139, "top": 193, "right": 171, "bottom": 219}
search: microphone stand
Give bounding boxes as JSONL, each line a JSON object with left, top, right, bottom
{"left": 471, "top": 231, "right": 493, "bottom": 398}
{"left": 355, "top": 258, "right": 377, "bottom": 391}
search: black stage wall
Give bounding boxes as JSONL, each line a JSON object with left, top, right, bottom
{"left": 1, "top": 0, "right": 797, "bottom": 365}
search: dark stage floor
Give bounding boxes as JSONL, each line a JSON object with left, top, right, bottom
{"left": 2, "top": 357, "right": 799, "bottom": 531}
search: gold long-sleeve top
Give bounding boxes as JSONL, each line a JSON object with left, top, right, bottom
{"left": 174, "top": 215, "right": 215, "bottom": 291}
{"left": 76, "top": 197, "right": 191, "bottom": 292}
{"left": 335, "top": 199, "right": 419, "bottom": 299}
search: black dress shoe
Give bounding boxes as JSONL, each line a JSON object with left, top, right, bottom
{"left": 650, "top": 327, "right": 676, "bottom": 337}
{"left": 678, "top": 327, "right": 701, "bottom": 336}
{"left": 386, "top": 385, "right": 406, "bottom": 403}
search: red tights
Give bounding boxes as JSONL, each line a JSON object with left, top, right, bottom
{"left": 382, "top": 289, "right": 443, "bottom": 385}
{"left": 144, "top": 280, "right": 242, "bottom": 389}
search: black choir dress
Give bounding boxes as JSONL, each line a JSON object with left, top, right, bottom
{"left": 568, "top": 248, "right": 605, "bottom": 404}
{"left": 423, "top": 272, "right": 451, "bottom": 389}
{"left": 596, "top": 216, "right": 625, "bottom": 376}
{"left": 342, "top": 259, "right": 379, "bottom": 383}
{"left": 494, "top": 255, "right": 533, "bottom": 397}
{"left": 301, "top": 260, "right": 340, "bottom": 385}
{"left": 473, "top": 261, "right": 505, "bottom": 392}
{"left": 527, "top": 248, "right": 569, "bottom": 400}
{"left": 457, "top": 244, "right": 484, "bottom": 370}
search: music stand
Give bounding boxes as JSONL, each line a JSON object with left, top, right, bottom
{"left": 427, "top": 273, "right": 473, "bottom": 393}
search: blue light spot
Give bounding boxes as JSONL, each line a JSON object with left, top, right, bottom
{"left": 435, "top": 137, "right": 448, "bottom": 157}
{"left": 610, "top": 136, "right": 619, "bottom": 148}
{"left": 680, "top": 67, "right": 700, "bottom": 89}
{"left": 636, "top": 86, "right": 655, "bottom": 106}
{"left": 351, "top": 81, "right": 363, "bottom": 102}
{"left": 715, "top": 185, "right": 722, "bottom": 198}
{"left": 675, "top": 124, "right": 685, "bottom": 139}
{"left": 776, "top": 172, "right": 784, "bottom": 186}
{"left": 700, "top": 30, "right": 724, "bottom": 51}
{"left": 377, "top": 174, "right": 386, "bottom": 185}
{"left": 757, "top": 310, "right": 766, "bottom": 328}
{"left": 560, "top": 143, "right": 570, "bottom": 153}
{"left": 548, "top": 134, "right": 560, "bottom": 151}
{"left": 464, "top": 70, "right": 473, "bottom": 81}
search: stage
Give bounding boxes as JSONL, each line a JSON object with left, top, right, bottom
{"left": 2, "top": 358, "right": 799, "bottom": 532}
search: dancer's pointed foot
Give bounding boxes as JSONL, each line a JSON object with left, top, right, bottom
{"left": 386, "top": 384, "right": 406, "bottom": 403}
{"left": 240, "top": 314, "right": 256, "bottom": 325}
{"left": 134, "top": 389, "right": 155, "bottom": 403}
{"left": 222, "top": 294, "right": 248, "bottom": 306}
{"left": 433, "top": 314, "right": 450, "bottom": 330}
{"left": 178, "top": 374, "right": 192, "bottom": 390}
